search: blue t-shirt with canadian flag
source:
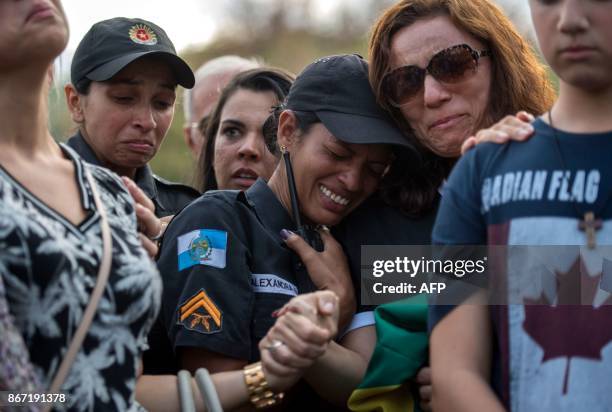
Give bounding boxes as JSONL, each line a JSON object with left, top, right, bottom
{"left": 430, "top": 118, "right": 612, "bottom": 411}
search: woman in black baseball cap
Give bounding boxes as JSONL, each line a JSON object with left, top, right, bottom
{"left": 146, "top": 54, "right": 418, "bottom": 410}
{"left": 64, "top": 17, "right": 199, "bottom": 220}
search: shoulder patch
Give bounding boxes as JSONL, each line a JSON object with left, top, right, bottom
{"left": 177, "top": 229, "right": 227, "bottom": 270}
{"left": 177, "top": 289, "right": 222, "bottom": 334}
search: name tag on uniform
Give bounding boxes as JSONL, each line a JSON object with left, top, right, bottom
{"left": 250, "top": 274, "right": 298, "bottom": 296}
{"left": 177, "top": 229, "right": 227, "bottom": 270}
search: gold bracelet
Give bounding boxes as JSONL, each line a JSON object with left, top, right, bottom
{"left": 243, "top": 362, "right": 284, "bottom": 409}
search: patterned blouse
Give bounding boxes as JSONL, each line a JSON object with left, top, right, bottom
{"left": 0, "top": 145, "right": 161, "bottom": 411}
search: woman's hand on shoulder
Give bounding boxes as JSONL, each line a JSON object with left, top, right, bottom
{"left": 280, "top": 228, "right": 356, "bottom": 329}
{"left": 259, "top": 291, "right": 339, "bottom": 392}
{"left": 461, "top": 111, "right": 535, "bottom": 155}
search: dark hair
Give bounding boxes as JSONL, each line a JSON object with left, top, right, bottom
{"left": 197, "top": 67, "right": 295, "bottom": 192}
{"left": 369, "top": 0, "right": 556, "bottom": 216}
{"left": 262, "top": 107, "right": 320, "bottom": 157}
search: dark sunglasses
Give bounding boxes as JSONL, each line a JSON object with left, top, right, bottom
{"left": 382, "top": 44, "right": 491, "bottom": 107}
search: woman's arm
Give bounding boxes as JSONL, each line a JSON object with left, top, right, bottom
{"left": 137, "top": 292, "right": 339, "bottom": 412}
{"left": 137, "top": 360, "right": 296, "bottom": 412}
{"left": 137, "top": 349, "right": 302, "bottom": 412}
{"left": 181, "top": 347, "right": 247, "bottom": 374}
{"left": 429, "top": 292, "right": 505, "bottom": 412}
{"left": 275, "top": 229, "right": 373, "bottom": 405}
{"left": 302, "top": 325, "right": 376, "bottom": 405}
{"left": 177, "top": 349, "right": 261, "bottom": 412}
{"left": 136, "top": 371, "right": 249, "bottom": 412}
{"left": 262, "top": 294, "right": 375, "bottom": 406}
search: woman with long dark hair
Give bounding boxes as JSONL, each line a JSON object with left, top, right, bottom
{"left": 196, "top": 68, "right": 294, "bottom": 192}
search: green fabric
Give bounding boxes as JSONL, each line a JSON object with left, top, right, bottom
{"left": 348, "top": 294, "right": 429, "bottom": 412}
{"left": 348, "top": 382, "right": 414, "bottom": 412}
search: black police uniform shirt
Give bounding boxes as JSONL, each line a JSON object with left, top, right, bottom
{"left": 157, "top": 178, "right": 370, "bottom": 363}
{"left": 67, "top": 131, "right": 199, "bottom": 218}
{"left": 333, "top": 193, "right": 439, "bottom": 321}
{"left": 430, "top": 119, "right": 612, "bottom": 410}
{"left": 0, "top": 144, "right": 161, "bottom": 411}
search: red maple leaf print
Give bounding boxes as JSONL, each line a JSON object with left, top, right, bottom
{"left": 523, "top": 257, "right": 612, "bottom": 394}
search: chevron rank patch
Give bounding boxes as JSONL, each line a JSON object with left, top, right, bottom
{"left": 177, "top": 289, "right": 222, "bottom": 334}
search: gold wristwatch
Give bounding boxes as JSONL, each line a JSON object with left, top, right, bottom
{"left": 243, "top": 362, "right": 285, "bottom": 409}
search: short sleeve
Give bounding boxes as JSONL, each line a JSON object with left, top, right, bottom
{"left": 344, "top": 254, "right": 376, "bottom": 336}
{"left": 429, "top": 148, "right": 488, "bottom": 332}
{"left": 157, "top": 195, "right": 254, "bottom": 360}
{"left": 432, "top": 148, "right": 487, "bottom": 246}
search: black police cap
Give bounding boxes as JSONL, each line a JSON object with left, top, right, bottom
{"left": 71, "top": 17, "right": 195, "bottom": 89}
{"left": 285, "top": 54, "right": 410, "bottom": 148}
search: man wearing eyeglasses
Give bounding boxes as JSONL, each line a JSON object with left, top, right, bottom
{"left": 182, "top": 55, "right": 259, "bottom": 160}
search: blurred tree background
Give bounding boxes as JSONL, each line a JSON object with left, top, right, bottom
{"left": 50, "top": 0, "right": 539, "bottom": 187}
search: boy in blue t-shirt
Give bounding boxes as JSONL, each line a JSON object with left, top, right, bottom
{"left": 430, "top": 1, "right": 612, "bottom": 411}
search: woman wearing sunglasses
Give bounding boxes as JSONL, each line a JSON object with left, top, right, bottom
{"left": 369, "top": 0, "right": 555, "bottom": 180}
{"left": 337, "top": 0, "right": 556, "bottom": 410}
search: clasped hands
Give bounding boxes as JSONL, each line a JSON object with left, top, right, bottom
{"left": 259, "top": 290, "right": 339, "bottom": 393}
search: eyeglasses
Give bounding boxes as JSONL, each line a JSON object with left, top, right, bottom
{"left": 382, "top": 44, "right": 491, "bottom": 107}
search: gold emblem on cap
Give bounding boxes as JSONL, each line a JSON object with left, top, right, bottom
{"left": 129, "top": 24, "right": 157, "bottom": 45}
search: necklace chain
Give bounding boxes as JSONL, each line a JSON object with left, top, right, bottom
{"left": 547, "top": 110, "right": 610, "bottom": 248}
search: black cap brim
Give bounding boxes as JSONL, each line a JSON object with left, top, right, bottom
{"left": 316, "top": 110, "right": 412, "bottom": 148}
{"left": 85, "top": 50, "right": 195, "bottom": 88}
